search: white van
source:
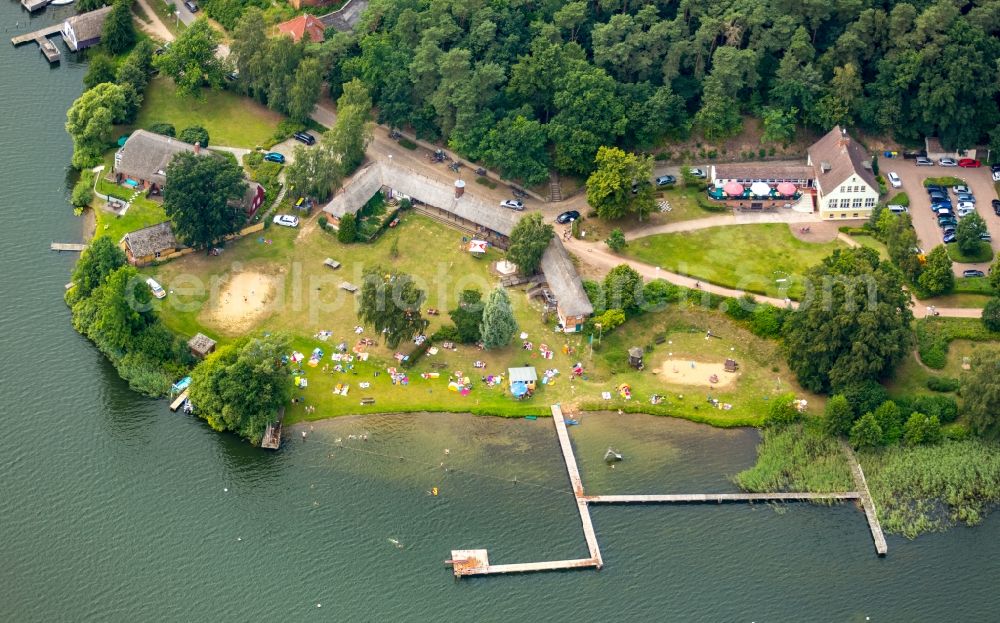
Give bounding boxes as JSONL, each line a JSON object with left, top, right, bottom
{"left": 887, "top": 172, "right": 902, "bottom": 188}
{"left": 887, "top": 204, "right": 908, "bottom": 214}
{"left": 146, "top": 277, "right": 166, "bottom": 299}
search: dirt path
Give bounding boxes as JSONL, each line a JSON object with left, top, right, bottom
{"left": 133, "top": 0, "right": 174, "bottom": 43}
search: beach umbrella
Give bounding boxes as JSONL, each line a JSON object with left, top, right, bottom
{"left": 511, "top": 381, "right": 528, "bottom": 397}
{"left": 750, "top": 181, "right": 771, "bottom": 196}
{"left": 777, "top": 182, "right": 797, "bottom": 196}
{"left": 468, "top": 240, "right": 488, "bottom": 254}
{"left": 723, "top": 181, "right": 744, "bottom": 196}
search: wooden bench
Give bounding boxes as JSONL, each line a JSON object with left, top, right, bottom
{"left": 360, "top": 398, "right": 375, "bottom": 405}
{"left": 654, "top": 335, "right": 667, "bottom": 344}
{"left": 431, "top": 362, "right": 448, "bottom": 370}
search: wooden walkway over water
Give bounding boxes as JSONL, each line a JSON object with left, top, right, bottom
{"left": 842, "top": 441, "right": 888, "bottom": 556}
{"left": 584, "top": 492, "right": 860, "bottom": 504}
{"left": 449, "top": 405, "right": 602, "bottom": 577}
{"left": 448, "top": 406, "right": 888, "bottom": 578}
{"left": 50, "top": 242, "right": 85, "bottom": 252}
{"left": 11, "top": 23, "right": 62, "bottom": 63}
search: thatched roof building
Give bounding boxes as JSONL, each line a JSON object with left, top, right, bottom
{"left": 114, "top": 130, "right": 203, "bottom": 190}
{"left": 187, "top": 333, "right": 217, "bottom": 358}
{"left": 540, "top": 237, "right": 593, "bottom": 332}
{"left": 120, "top": 222, "right": 180, "bottom": 266}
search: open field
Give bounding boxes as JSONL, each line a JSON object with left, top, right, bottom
{"left": 624, "top": 223, "right": 847, "bottom": 299}
{"left": 133, "top": 78, "right": 283, "bottom": 148}
{"left": 576, "top": 186, "right": 718, "bottom": 242}
{"left": 147, "top": 213, "right": 821, "bottom": 426}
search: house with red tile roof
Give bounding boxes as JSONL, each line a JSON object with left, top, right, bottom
{"left": 276, "top": 14, "right": 326, "bottom": 43}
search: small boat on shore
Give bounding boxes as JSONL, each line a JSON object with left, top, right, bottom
{"left": 604, "top": 448, "right": 623, "bottom": 463}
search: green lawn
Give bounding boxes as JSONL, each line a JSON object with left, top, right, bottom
{"left": 578, "top": 186, "right": 719, "bottom": 243}
{"left": 947, "top": 241, "right": 994, "bottom": 263}
{"left": 146, "top": 213, "right": 822, "bottom": 427}
{"left": 850, "top": 234, "right": 889, "bottom": 260}
{"left": 133, "top": 78, "right": 283, "bottom": 148}
{"left": 625, "top": 223, "right": 848, "bottom": 299}
{"left": 91, "top": 153, "right": 169, "bottom": 242}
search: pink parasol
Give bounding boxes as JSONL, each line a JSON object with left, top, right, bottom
{"left": 723, "top": 181, "right": 744, "bottom": 196}
{"left": 777, "top": 182, "right": 797, "bottom": 196}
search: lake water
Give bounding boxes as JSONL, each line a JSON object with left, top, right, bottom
{"left": 3, "top": 5, "right": 1000, "bottom": 621}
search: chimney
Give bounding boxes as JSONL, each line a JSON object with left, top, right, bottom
{"left": 454, "top": 179, "right": 466, "bottom": 198}
{"left": 194, "top": 141, "right": 201, "bottom": 155}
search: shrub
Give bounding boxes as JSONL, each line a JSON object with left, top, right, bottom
{"left": 724, "top": 293, "right": 756, "bottom": 321}
{"left": 179, "top": 126, "right": 210, "bottom": 148}
{"left": 766, "top": 393, "right": 799, "bottom": 426}
{"left": 903, "top": 412, "right": 943, "bottom": 445}
{"left": 398, "top": 138, "right": 417, "bottom": 150}
{"left": 926, "top": 376, "right": 960, "bottom": 393}
{"left": 273, "top": 119, "right": 305, "bottom": 142}
{"left": 318, "top": 215, "right": 328, "bottom": 229}
{"left": 654, "top": 152, "right": 669, "bottom": 161}
{"left": 982, "top": 297, "right": 1000, "bottom": 332}
{"left": 475, "top": 176, "right": 498, "bottom": 189}
{"left": 758, "top": 148, "right": 766, "bottom": 158}
{"left": 147, "top": 123, "right": 176, "bottom": 137}
{"left": 244, "top": 151, "right": 264, "bottom": 168}
{"left": 836, "top": 379, "right": 889, "bottom": 417}
{"left": 400, "top": 340, "right": 431, "bottom": 369}
{"left": 823, "top": 394, "right": 854, "bottom": 436}
{"left": 910, "top": 394, "right": 958, "bottom": 423}
{"left": 850, "top": 412, "right": 884, "bottom": 448}
{"left": 749, "top": 303, "right": 785, "bottom": 338}
{"left": 431, "top": 325, "right": 461, "bottom": 342}
{"left": 337, "top": 213, "right": 357, "bottom": 243}
{"left": 605, "top": 228, "right": 626, "bottom": 252}
{"left": 71, "top": 170, "right": 95, "bottom": 208}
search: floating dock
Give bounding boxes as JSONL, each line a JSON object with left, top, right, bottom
{"left": 842, "top": 441, "right": 888, "bottom": 556}
{"left": 260, "top": 408, "right": 285, "bottom": 450}
{"left": 11, "top": 23, "right": 62, "bottom": 63}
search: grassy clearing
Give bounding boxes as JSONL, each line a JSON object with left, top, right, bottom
{"left": 861, "top": 439, "right": 1000, "bottom": 538}
{"left": 575, "top": 186, "right": 718, "bottom": 243}
{"left": 734, "top": 422, "right": 853, "bottom": 495}
{"left": 133, "top": 78, "right": 282, "bottom": 148}
{"left": 887, "top": 192, "right": 909, "bottom": 206}
{"left": 918, "top": 293, "right": 991, "bottom": 308}
{"left": 147, "top": 212, "right": 819, "bottom": 426}
{"left": 849, "top": 234, "right": 889, "bottom": 260}
{"left": 946, "top": 241, "right": 993, "bottom": 263}
{"left": 625, "top": 224, "right": 847, "bottom": 299}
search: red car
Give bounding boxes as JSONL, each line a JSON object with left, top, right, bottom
{"left": 958, "top": 158, "right": 981, "bottom": 168}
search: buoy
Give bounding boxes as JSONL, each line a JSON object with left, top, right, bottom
{"left": 432, "top": 487, "right": 439, "bottom": 496}
{"left": 223, "top": 488, "right": 228, "bottom": 492}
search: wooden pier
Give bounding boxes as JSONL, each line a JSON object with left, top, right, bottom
{"left": 448, "top": 405, "right": 603, "bottom": 577}
{"left": 11, "top": 23, "right": 62, "bottom": 63}
{"left": 584, "top": 492, "right": 860, "bottom": 504}
{"left": 260, "top": 408, "right": 285, "bottom": 450}
{"left": 447, "top": 406, "right": 888, "bottom": 579}
{"left": 20, "top": 0, "right": 51, "bottom": 13}
{"left": 842, "top": 441, "right": 888, "bottom": 556}
{"left": 168, "top": 391, "right": 188, "bottom": 412}
{"left": 50, "top": 243, "right": 86, "bottom": 252}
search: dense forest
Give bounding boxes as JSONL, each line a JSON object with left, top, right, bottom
{"left": 311, "top": 0, "right": 1000, "bottom": 180}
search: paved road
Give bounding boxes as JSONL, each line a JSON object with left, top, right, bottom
{"left": 888, "top": 159, "right": 1000, "bottom": 275}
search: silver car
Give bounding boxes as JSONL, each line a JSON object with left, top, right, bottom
{"left": 915, "top": 157, "right": 934, "bottom": 166}
{"left": 938, "top": 157, "right": 957, "bottom": 166}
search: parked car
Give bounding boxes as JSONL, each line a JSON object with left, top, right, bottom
{"left": 273, "top": 214, "right": 299, "bottom": 227}
{"left": 293, "top": 132, "right": 315, "bottom": 145}
{"left": 556, "top": 210, "right": 581, "bottom": 224}
{"left": 146, "top": 278, "right": 166, "bottom": 299}
{"left": 887, "top": 172, "right": 902, "bottom": 188}
{"left": 263, "top": 152, "right": 285, "bottom": 164}
{"left": 938, "top": 220, "right": 957, "bottom": 229}
{"left": 500, "top": 199, "right": 525, "bottom": 211}
{"left": 957, "top": 208, "right": 976, "bottom": 218}
{"left": 915, "top": 157, "right": 934, "bottom": 166}
{"left": 981, "top": 233, "right": 993, "bottom": 242}
{"left": 925, "top": 185, "right": 944, "bottom": 193}
{"left": 957, "top": 202, "right": 976, "bottom": 212}
{"left": 184, "top": 0, "right": 198, "bottom": 11}
{"left": 993, "top": 199, "right": 1000, "bottom": 215}
{"left": 928, "top": 191, "right": 947, "bottom": 202}
{"left": 655, "top": 175, "right": 676, "bottom": 186}
{"left": 888, "top": 205, "right": 908, "bottom": 214}
{"left": 952, "top": 185, "right": 970, "bottom": 194}
{"left": 943, "top": 232, "right": 957, "bottom": 243}
{"left": 689, "top": 168, "right": 707, "bottom": 178}
{"left": 938, "top": 157, "right": 957, "bottom": 166}
{"left": 963, "top": 270, "right": 986, "bottom": 278}
{"left": 956, "top": 193, "right": 975, "bottom": 203}
{"left": 931, "top": 201, "right": 953, "bottom": 211}
{"left": 958, "top": 158, "right": 981, "bottom": 168}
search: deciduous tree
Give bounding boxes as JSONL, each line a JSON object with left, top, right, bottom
{"left": 823, "top": 393, "right": 854, "bottom": 436}
{"left": 956, "top": 212, "right": 987, "bottom": 256}
{"left": 785, "top": 247, "right": 912, "bottom": 393}
{"left": 917, "top": 245, "right": 953, "bottom": 295}
{"left": 849, "top": 412, "right": 883, "bottom": 449}
{"left": 67, "top": 235, "right": 126, "bottom": 304}
{"left": 902, "top": 412, "right": 942, "bottom": 445}
{"left": 358, "top": 266, "right": 426, "bottom": 348}
{"left": 287, "top": 57, "right": 325, "bottom": 123}
{"left": 479, "top": 114, "right": 551, "bottom": 186}
{"left": 605, "top": 228, "right": 626, "bottom": 252}
{"left": 326, "top": 79, "right": 373, "bottom": 174}
{"left": 163, "top": 151, "right": 247, "bottom": 248}
{"left": 603, "top": 264, "right": 643, "bottom": 312}
{"left": 189, "top": 334, "right": 291, "bottom": 445}
{"left": 962, "top": 348, "right": 1000, "bottom": 438}
{"left": 178, "top": 126, "right": 210, "bottom": 148}
{"left": 83, "top": 53, "right": 116, "bottom": 90}
{"left": 586, "top": 146, "right": 655, "bottom": 220}
{"left": 154, "top": 19, "right": 225, "bottom": 98}
{"left": 982, "top": 297, "right": 1000, "bottom": 332}
{"left": 65, "top": 83, "right": 127, "bottom": 168}
{"left": 506, "top": 212, "right": 553, "bottom": 275}
{"left": 449, "top": 288, "right": 483, "bottom": 344}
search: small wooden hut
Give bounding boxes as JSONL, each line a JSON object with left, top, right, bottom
{"left": 188, "top": 333, "right": 217, "bottom": 358}
{"left": 628, "top": 347, "right": 644, "bottom": 370}
{"left": 724, "top": 358, "right": 739, "bottom": 373}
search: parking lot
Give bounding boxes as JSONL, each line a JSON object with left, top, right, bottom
{"left": 887, "top": 159, "right": 1000, "bottom": 274}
